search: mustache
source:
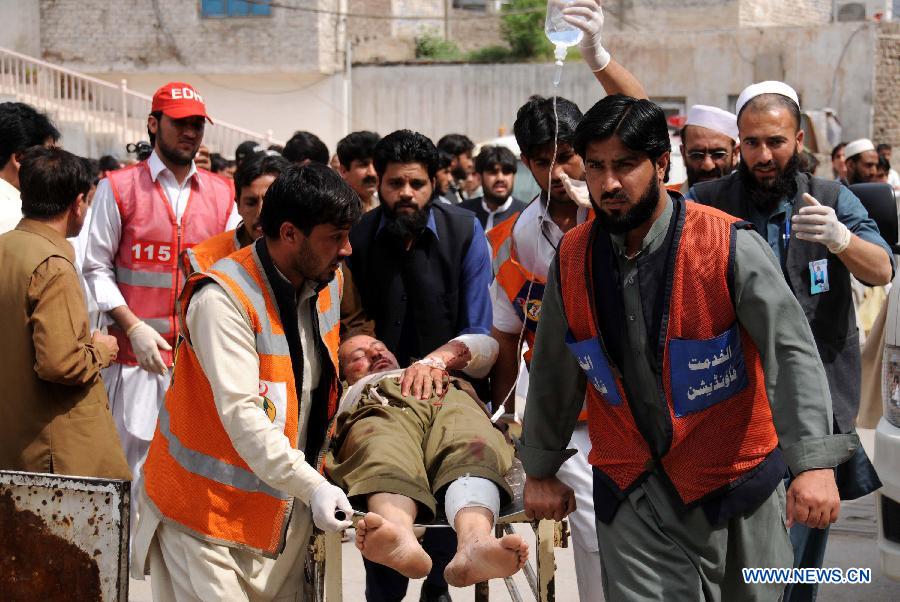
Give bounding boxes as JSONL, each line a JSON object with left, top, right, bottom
{"left": 600, "top": 191, "right": 629, "bottom": 202}
{"left": 362, "top": 176, "right": 377, "bottom": 185}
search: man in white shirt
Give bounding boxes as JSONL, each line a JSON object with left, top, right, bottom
{"left": 0, "top": 102, "right": 61, "bottom": 234}
{"left": 133, "top": 164, "right": 358, "bottom": 601}
{"left": 82, "top": 82, "right": 239, "bottom": 526}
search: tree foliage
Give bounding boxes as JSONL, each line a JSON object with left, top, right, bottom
{"left": 500, "top": 0, "right": 554, "bottom": 61}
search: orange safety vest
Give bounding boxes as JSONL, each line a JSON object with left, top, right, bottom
{"left": 487, "top": 209, "right": 593, "bottom": 420}
{"left": 142, "top": 244, "right": 342, "bottom": 557}
{"left": 181, "top": 228, "right": 241, "bottom": 276}
{"left": 107, "top": 162, "right": 234, "bottom": 366}
{"left": 558, "top": 201, "right": 778, "bottom": 507}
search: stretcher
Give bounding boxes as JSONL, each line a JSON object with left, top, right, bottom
{"left": 304, "top": 459, "right": 569, "bottom": 602}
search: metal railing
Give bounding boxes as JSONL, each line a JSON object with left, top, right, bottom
{"left": 0, "top": 46, "right": 282, "bottom": 159}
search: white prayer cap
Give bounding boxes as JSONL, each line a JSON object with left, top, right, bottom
{"left": 844, "top": 138, "right": 876, "bottom": 159}
{"left": 735, "top": 81, "right": 800, "bottom": 116}
{"left": 685, "top": 105, "right": 739, "bottom": 142}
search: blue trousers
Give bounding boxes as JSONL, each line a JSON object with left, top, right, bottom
{"left": 364, "top": 528, "right": 457, "bottom": 601}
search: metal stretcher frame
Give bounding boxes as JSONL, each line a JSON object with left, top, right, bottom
{"left": 304, "top": 460, "right": 570, "bottom": 602}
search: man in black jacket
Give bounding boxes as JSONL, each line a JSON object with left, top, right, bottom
{"left": 346, "top": 129, "right": 493, "bottom": 602}
{"left": 460, "top": 145, "right": 527, "bottom": 231}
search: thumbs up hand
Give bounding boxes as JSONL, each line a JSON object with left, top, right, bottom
{"left": 791, "top": 193, "right": 852, "bottom": 254}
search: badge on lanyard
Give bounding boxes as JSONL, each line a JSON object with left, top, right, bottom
{"left": 809, "top": 258, "right": 830, "bottom": 295}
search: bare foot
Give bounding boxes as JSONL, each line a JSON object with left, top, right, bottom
{"left": 355, "top": 512, "right": 432, "bottom": 579}
{"left": 444, "top": 533, "right": 529, "bottom": 587}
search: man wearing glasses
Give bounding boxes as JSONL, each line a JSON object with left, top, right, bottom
{"left": 678, "top": 104, "right": 740, "bottom": 194}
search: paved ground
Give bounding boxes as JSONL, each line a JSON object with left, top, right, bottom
{"left": 129, "top": 429, "right": 899, "bottom": 601}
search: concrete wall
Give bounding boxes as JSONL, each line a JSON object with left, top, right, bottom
{"left": 873, "top": 22, "right": 900, "bottom": 148}
{"left": 350, "top": 21, "right": 879, "bottom": 145}
{"left": 739, "top": 0, "right": 832, "bottom": 26}
{"left": 0, "top": 0, "right": 40, "bottom": 56}
{"left": 91, "top": 71, "right": 348, "bottom": 154}
{"left": 38, "top": 0, "right": 338, "bottom": 74}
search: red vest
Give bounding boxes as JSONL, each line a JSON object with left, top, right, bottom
{"left": 558, "top": 201, "right": 779, "bottom": 506}
{"left": 107, "top": 162, "right": 234, "bottom": 366}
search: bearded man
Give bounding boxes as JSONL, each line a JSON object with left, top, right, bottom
{"left": 345, "top": 128, "right": 492, "bottom": 601}
{"left": 688, "top": 80, "right": 893, "bottom": 602}
{"left": 83, "top": 81, "right": 240, "bottom": 527}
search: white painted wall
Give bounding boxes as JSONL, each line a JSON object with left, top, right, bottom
{"left": 0, "top": 0, "right": 40, "bottom": 55}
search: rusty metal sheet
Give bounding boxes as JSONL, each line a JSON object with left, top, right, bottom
{"left": 0, "top": 470, "right": 129, "bottom": 602}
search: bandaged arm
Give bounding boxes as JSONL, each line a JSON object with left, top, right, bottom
{"left": 420, "top": 333, "right": 499, "bottom": 379}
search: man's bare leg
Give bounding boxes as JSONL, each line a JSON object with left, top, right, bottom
{"left": 444, "top": 506, "right": 529, "bottom": 587}
{"left": 355, "top": 492, "right": 432, "bottom": 579}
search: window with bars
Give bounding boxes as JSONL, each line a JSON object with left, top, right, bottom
{"left": 201, "top": 0, "right": 271, "bottom": 18}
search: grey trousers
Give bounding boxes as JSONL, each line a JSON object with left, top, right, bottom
{"left": 595, "top": 473, "right": 792, "bottom": 602}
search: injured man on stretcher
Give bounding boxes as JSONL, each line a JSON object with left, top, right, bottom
{"left": 324, "top": 333, "right": 528, "bottom": 587}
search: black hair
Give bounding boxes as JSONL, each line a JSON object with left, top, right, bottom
{"left": 737, "top": 93, "right": 801, "bottom": 132}
{"left": 147, "top": 110, "right": 163, "bottom": 148}
{"left": 877, "top": 143, "right": 892, "bottom": 154}
{"left": 260, "top": 162, "right": 361, "bottom": 238}
{"left": 437, "top": 150, "right": 454, "bottom": 170}
{"left": 235, "top": 140, "right": 264, "bottom": 166}
{"left": 831, "top": 142, "right": 847, "bottom": 161}
{"left": 879, "top": 154, "right": 891, "bottom": 172}
{"left": 0, "top": 102, "right": 61, "bottom": 167}
{"left": 234, "top": 153, "right": 290, "bottom": 201}
{"left": 798, "top": 149, "right": 819, "bottom": 174}
{"left": 437, "top": 133, "right": 475, "bottom": 158}
{"left": 19, "top": 146, "right": 92, "bottom": 219}
{"left": 83, "top": 157, "right": 101, "bottom": 186}
{"left": 475, "top": 145, "right": 518, "bottom": 174}
{"left": 513, "top": 95, "right": 583, "bottom": 158}
{"left": 98, "top": 155, "right": 121, "bottom": 173}
{"left": 337, "top": 131, "right": 380, "bottom": 169}
{"left": 268, "top": 143, "right": 284, "bottom": 153}
{"left": 208, "top": 152, "right": 225, "bottom": 173}
{"left": 573, "top": 94, "right": 671, "bottom": 162}
{"left": 373, "top": 130, "right": 438, "bottom": 179}
{"left": 282, "top": 131, "right": 329, "bottom": 165}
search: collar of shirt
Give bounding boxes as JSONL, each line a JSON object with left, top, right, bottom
{"left": 147, "top": 150, "right": 199, "bottom": 189}
{"left": 748, "top": 196, "right": 793, "bottom": 229}
{"left": 534, "top": 193, "right": 591, "bottom": 245}
{"left": 16, "top": 218, "right": 76, "bottom": 263}
{"left": 375, "top": 205, "right": 439, "bottom": 240}
{"left": 481, "top": 196, "right": 514, "bottom": 216}
{"left": 608, "top": 195, "right": 674, "bottom": 259}
{"left": 0, "top": 176, "right": 20, "bottom": 203}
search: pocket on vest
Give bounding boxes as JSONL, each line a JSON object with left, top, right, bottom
{"left": 668, "top": 322, "right": 749, "bottom": 416}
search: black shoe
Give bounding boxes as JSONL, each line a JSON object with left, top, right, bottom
{"left": 419, "top": 583, "right": 452, "bottom": 602}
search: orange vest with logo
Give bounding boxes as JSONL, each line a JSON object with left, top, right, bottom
{"left": 558, "top": 202, "right": 778, "bottom": 507}
{"left": 181, "top": 228, "right": 241, "bottom": 276}
{"left": 142, "top": 244, "right": 342, "bottom": 557}
{"left": 107, "top": 162, "right": 234, "bottom": 366}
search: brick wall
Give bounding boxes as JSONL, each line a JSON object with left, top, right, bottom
{"left": 38, "top": 0, "right": 335, "bottom": 74}
{"left": 873, "top": 21, "right": 900, "bottom": 149}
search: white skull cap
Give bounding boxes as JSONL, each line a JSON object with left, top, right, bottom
{"left": 844, "top": 138, "right": 876, "bottom": 159}
{"left": 685, "top": 105, "right": 739, "bottom": 142}
{"left": 735, "top": 81, "right": 800, "bottom": 116}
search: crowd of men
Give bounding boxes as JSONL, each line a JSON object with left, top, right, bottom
{"left": 1, "top": 1, "right": 896, "bottom": 601}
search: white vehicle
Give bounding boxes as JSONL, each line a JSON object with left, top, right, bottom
{"left": 876, "top": 279, "right": 900, "bottom": 581}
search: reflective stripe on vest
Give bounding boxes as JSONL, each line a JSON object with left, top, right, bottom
{"left": 558, "top": 201, "right": 778, "bottom": 506}
{"left": 208, "top": 256, "right": 291, "bottom": 357}
{"left": 156, "top": 401, "right": 288, "bottom": 501}
{"left": 182, "top": 228, "right": 242, "bottom": 276}
{"left": 143, "top": 243, "right": 341, "bottom": 556}
{"left": 108, "top": 161, "right": 233, "bottom": 367}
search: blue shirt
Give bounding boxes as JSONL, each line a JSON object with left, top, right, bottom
{"left": 374, "top": 208, "right": 493, "bottom": 338}
{"left": 687, "top": 184, "right": 894, "bottom": 268}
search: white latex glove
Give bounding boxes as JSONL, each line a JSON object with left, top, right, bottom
{"left": 562, "top": 0, "right": 611, "bottom": 72}
{"left": 559, "top": 173, "right": 593, "bottom": 209}
{"left": 126, "top": 321, "right": 172, "bottom": 375}
{"left": 791, "top": 193, "right": 852, "bottom": 254}
{"left": 310, "top": 481, "right": 354, "bottom": 533}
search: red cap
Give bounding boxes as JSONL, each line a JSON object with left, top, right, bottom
{"left": 151, "top": 82, "right": 213, "bottom": 123}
